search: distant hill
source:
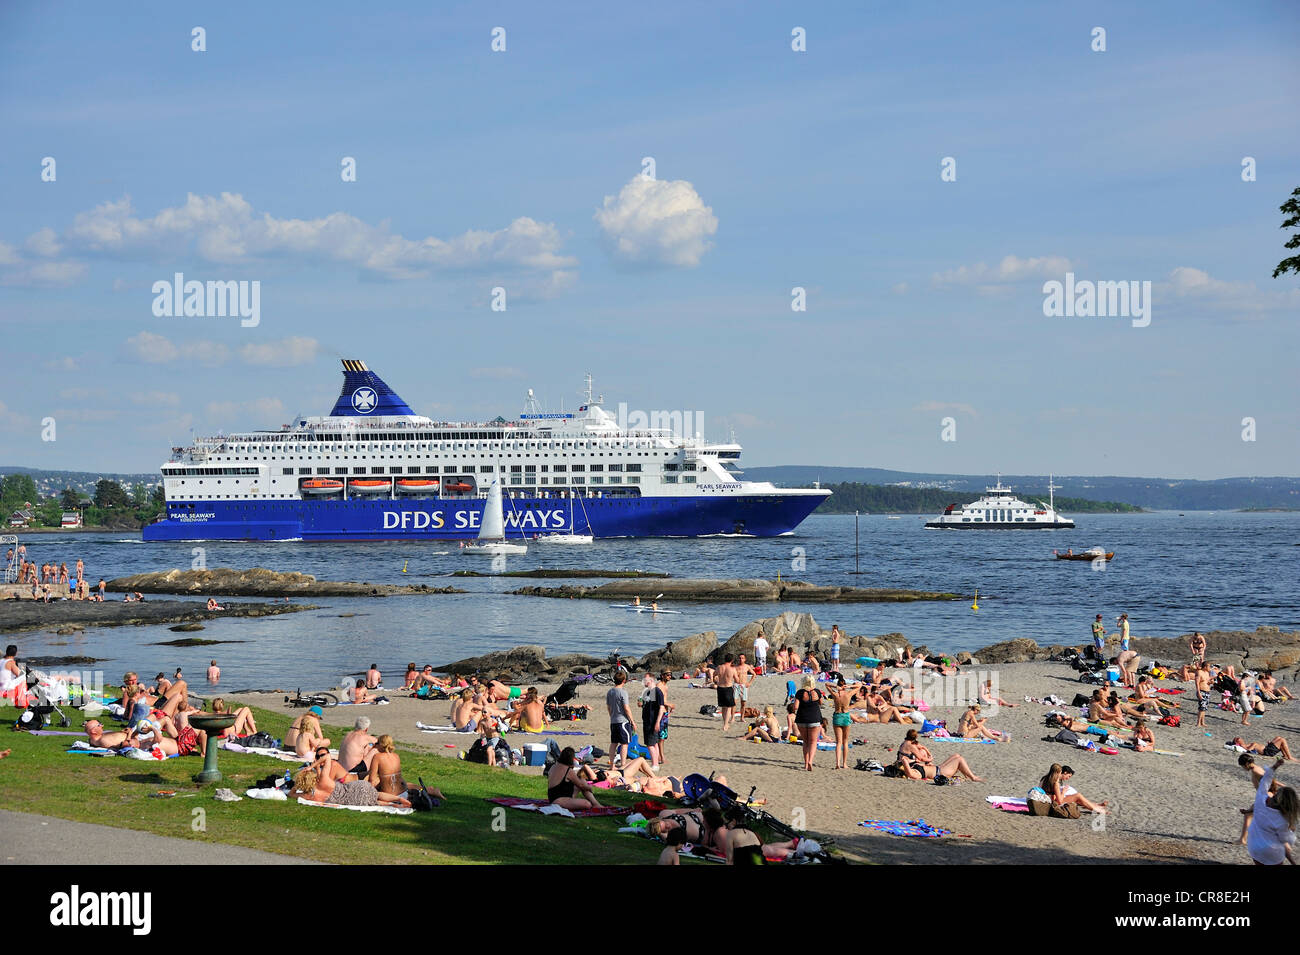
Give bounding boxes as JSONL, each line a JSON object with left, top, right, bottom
{"left": 0, "top": 466, "right": 160, "bottom": 500}
{"left": 747, "top": 467, "right": 1300, "bottom": 511}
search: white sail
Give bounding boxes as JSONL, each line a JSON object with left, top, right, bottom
{"left": 479, "top": 479, "right": 505, "bottom": 540}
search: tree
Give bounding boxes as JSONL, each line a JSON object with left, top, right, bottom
{"left": 1273, "top": 186, "right": 1300, "bottom": 279}
{"left": 93, "top": 479, "right": 130, "bottom": 510}
{"left": 60, "top": 487, "right": 81, "bottom": 510}
{"left": 0, "top": 474, "right": 39, "bottom": 509}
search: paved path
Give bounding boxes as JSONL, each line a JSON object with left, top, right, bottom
{"left": 0, "top": 809, "right": 322, "bottom": 864}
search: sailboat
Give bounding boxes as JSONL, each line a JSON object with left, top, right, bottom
{"left": 461, "top": 478, "right": 527, "bottom": 555}
{"left": 536, "top": 491, "right": 593, "bottom": 545}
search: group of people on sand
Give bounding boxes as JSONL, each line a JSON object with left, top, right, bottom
{"left": 290, "top": 732, "right": 439, "bottom": 809}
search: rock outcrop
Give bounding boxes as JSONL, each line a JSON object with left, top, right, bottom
{"left": 509, "top": 578, "right": 965, "bottom": 603}
{"left": 108, "top": 567, "right": 466, "bottom": 598}
{"left": 637, "top": 631, "right": 718, "bottom": 671}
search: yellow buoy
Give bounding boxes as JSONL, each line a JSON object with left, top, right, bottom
{"left": 971, "top": 588, "right": 979, "bottom": 612}
{"left": 401, "top": 559, "right": 408, "bottom": 574}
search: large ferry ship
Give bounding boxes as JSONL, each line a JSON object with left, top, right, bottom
{"left": 924, "top": 477, "right": 1075, "bottom": 529}
{"left": 142, "top": 360, "right": 830, "bottom": 542}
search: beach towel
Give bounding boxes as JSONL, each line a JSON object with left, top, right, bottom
{"left": 859, "top": 819, "right": 952, "bottom": 838}
{"left": 337, "top": 699, "right": 390, "bottom": 705}
{"left": 416, "top": 721, "right": 468, "bottom": 733}
{"left": 924, "top": 735, "right": 997, "bottom": 744}
{"left": 66, "top": 742, "right": 179, "bottom": 760}
{"left": 26, "top": 730, "right": 85, "bottom": 736}
{"left": 296, "top": 796, "right": 412, "bottom": 815}
{"left": 486, "top": 796, "right": 625, "bottom": 818}
{"left": 220, "top": 740, "right": 322, "bottom": 763}
{"left": 986, "top": 796, "right": 1029, "bottom": 813}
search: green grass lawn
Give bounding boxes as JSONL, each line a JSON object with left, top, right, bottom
{"left": 0, "top": 697, "right": 658, "bottom": 865}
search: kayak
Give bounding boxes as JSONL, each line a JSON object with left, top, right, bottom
{"left": 609, "top": 604, "right": 685, "bottom": 615}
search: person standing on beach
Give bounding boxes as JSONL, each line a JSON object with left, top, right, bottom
{"left": 830, "top": 625, "right": 842, "bottom": 672}
{"left": 829, "top": 675, "right": 855, "bottom": 770}
{"left": 1091, "top": 614, "right": 1106, "bottom": 658}
{"left": 794, "top": 676, "right": 824, "bottom": 771}
{"left": 715, "top": 654, "right": 738, "bottom": 731}
{"left": 606, "top": 670, "right": 635, "bottom": 770}
{"left": 752, "top": 631, "right": 769, "bottom": 673}
{"left": 1189, "top": 632, "right": 1207, "bottom": 666}
{"left": 1246, "top": 761, "right": 1297, "bottom": 865}
{"left": 1195, "top": 662, "right": 1213, "bottom": 729}
{"left": 1117, "top": 614, "right": 1130, "bottom": 652}
{"left": 642, "top": 673, "right": 664, "bottom": 770}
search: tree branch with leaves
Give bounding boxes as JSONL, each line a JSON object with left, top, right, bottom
{"left": 1273, "top": 186, "right": 1300, "bottom": 279}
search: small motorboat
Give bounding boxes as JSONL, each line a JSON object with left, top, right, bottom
{"left": 535, "top": 532, "right": 594, "bottom": 544}
{"left": 1054, "top": 548, "right": 1114, "bottom": 562}
{"left": 348, "top": 479, "right": 392, "bottom": 495}
{"left": 300, "top": 478, "right": 344, "bottom": 495}
{"left": 395, "top": 479, "right": 439, "bottom": 494}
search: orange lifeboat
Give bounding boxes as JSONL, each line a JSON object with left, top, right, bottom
{"left": 395, "top": 478, "right": 439, "bottom": 494}
{"left": 300, "top": 478, "right": 344, "bottom": 495}
{"left": 348, "top": 478, "right": 392, "bottom": 495}
{"left": 443, "top": 482, "right": 472, "bottom": 493}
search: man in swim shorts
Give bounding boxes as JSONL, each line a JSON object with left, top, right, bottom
{"left": 606, "top": 670, "right": 635, "bottom": 770}
{"left": 830, "top": 625, "right": 842, "bottom": 672}
{"left": 735, "top": 653, "right": 755, "bottom": 713}
{"left": 714, "top": 654, "right": 738, "bottom": 732}
{"left": 1195, "top": 661, "right": 1212, "bottom": 728}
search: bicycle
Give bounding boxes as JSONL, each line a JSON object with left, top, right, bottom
{"left": 284, "top": 688, "right": 339, "bottom": 708}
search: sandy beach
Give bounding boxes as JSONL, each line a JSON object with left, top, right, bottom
{"left": 230, "top": 657, "right": 1299, "bottom": 864}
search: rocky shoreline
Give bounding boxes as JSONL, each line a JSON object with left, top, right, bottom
{"left": 509, "top": 577, "right": 966, "bottom": 602}
{"left": 107, "top": 567, "right": 466, "bottom": 598}
{"left": 0, "top": 598, "right": 314, "bottom": 635}
{"left": 972, "top": 626, "right": 1300, "bottom": 672}
{"left": 451, "top": 569, "right": 669, "bottom": 579}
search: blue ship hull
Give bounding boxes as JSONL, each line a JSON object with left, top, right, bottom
{"left": 141, "top": 493, "right": 825, "bottom": 542}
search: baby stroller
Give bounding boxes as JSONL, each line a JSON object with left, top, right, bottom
{"left": 545, "top": 679, "right": 589, "bottom": 721}
{"left": 14, "top": 667, "right": 73, "bottom": 729}
{"left": 680, "top": 772, "right": 739, "bottom": 811}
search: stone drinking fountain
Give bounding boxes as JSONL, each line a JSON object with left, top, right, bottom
{"left": 186, "top": 713, "right": 237, "bottom": 784}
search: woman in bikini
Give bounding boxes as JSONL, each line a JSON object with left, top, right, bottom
{"left": 292, "top": 765, "right": 411, "bottom": 809}
{"left": 1131, "top": 718, "right": 1155, "bottom": 752}
{"left": 285, "top": 709, "right": 330, "bottom": 757}
{"left": 1231, "top": 735, "right": 1294, "bottom": 760}
{"left": 829, "top": 676, "right": 856, "bottom": 770}
{"left": 210, "top": 698, "right": 257, "bottom": 737}
{"left": 896, "top": 729, "right": 984, "bottom": 782}
{"left": 980, "top": 679, "right": 1020, "bottom": 708}
{"left": 1041, "top": 763, "right": 1107, "bottom": 814}
{"left": 647, "top": 807, "right": 728, "bottom": 856}
{"left": 545, "top": 747, "right": 603, "bottom": 812}
{"left": 956, "top": 704, "right": 1006, "bottom": 741}
{"left": 793, "top": 676, "right": 824, "bottom": 771}
{"left": 722, "top": 807, "right": 804, "bottom": 864}
{"left": 775, "top": 646, "right": 790, "bottom": 673}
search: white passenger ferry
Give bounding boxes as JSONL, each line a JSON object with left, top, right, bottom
{"left": 924, "top": 477, "right": 1075, "bottom": 529}
{"left": 142, "top": 360, "right": 831, "bottom": 542}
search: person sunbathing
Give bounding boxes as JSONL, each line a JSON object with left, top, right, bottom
{"left": 347, "top": 680, "right": 370, "bottom": 704}
{"left": 787, "top": 649, "right": 803, "bottom": 670}
{"left": 292, "top": 766, "right": 410, "bottom": 808}
{"left": 123, "top": 718, "right": 184, "bottom": 756}
{"left": 546, "top": 747, "right": 603, "bottom": 812}
{"left": 1258, "top": 671, "right": 1295, "bottom": 703}
{"left": 804, "top": 651, "right": 821, "bottom": 673}
{"left": 980, "top": 679, "right": 1019, "bottom": 708}
{"left": 285, "top": 708, "right": 330, "bottom": 757}
{"left": 450, "top": 690, "right": 482, "bottom": 731}
{"left": 486, "top": 679, "right": 518, "bottom": 704}
{"left": 578, "top": 760, "right": 682, "bottom": 798}
{"left": 722, "top": 807, "right": 806, "bottom": 864}
{"left": 367, "top": 734, "right": 439, "bottom": 800}
{"left": 862, "top": 689, "right": 909, "bottom": 724}
{"left": 401, "top": 663, "right": 419, "bottom": 691}
{"left": 210, "top": 698, "right": 257, "bottom": 737}
{"left": 957, "top": 704, "right": 1007, "bottom": 741}
{"left": 647, "top": 807, "right": 727, "bottom": 855}
{"left": 509, "top": 687, "right": 546, "bottom": 733}
{"left": 1039, "top": 763, "right": 1107, "bottom": 814}
{"left": 1231, "top": 736, "right": 1294, "bottom": 760}
{"left": 774, "top": 647, "right": 790, "bottom": 672}
{"left": 740, "top": 706, "right": 782, "bottom": 742}
{"left": 338, "top": 717, "right": 377, "bottom": 773}
{"left": 420, "top": 666, "right": 450, "bottom": 689}
{"left": 83, "top": 718, "right": 128, "bottom": 748}
{"left": 1131, "top": 718, "right": 1155, "bottom": 753}
{"left": 894, "top": 751, "right": 983, "bottom": 783}
{"left": 1087, "top": 691, "right": 1131, "bottom": 729}
{"left": 1046, "top": 712, "right": 1089, "bottom": 733}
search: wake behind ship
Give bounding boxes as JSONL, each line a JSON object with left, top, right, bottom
{"left": 142, "top": 361, "right": 830, "bottom": 542}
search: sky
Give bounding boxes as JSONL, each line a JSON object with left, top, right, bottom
{"left": 1, "top": 1, "right": 1297, "bottom": 479}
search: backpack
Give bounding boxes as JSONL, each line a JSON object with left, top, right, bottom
{"left": 1053, "top": 729, "right": 1081, "bottom": 745}
{"left": 408, "top": 777, "right": 440, "bottom": 811}
{"left": 241, "top": 732, "right": 278, "bottom": 749}
{"left": 1071, "top": 694, "right": 1091, "bottom": 708}
{"left": 699, "top": 704, "right": 719, "bottom": 716}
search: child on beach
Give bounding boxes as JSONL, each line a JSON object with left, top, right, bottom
{"left": 657, "top": 827, "right": 685, "bottom": 864}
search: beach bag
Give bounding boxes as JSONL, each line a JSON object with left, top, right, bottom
{"left": 699, "top": 704, "right": 719, "bottom": 716}
{"left": 1071, "top": 694, "right": 1091, "bottom": 708}
{"left": 1053, "top": 729, "right": 1081, "bottom": 745}
{"left": 409, "top": 778, "right": 440, "bottom": 811}
{"left": 1048, "top": 802, "right": 1081, "bottom": 819}
{"left": 241, "top": 732, "right": 277, "bottom": 749}
{"left": 1159, "top": 714, "right": 1180, "bottom": 727}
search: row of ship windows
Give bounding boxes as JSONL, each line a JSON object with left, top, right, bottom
{"left": 169, "top": 475, "right": 661, "bottom": 487}
{"left": 204, "top": 445, "right": 678, "bottom": 456}
{"left": 215, "top": 437, "right": 675, "bottom": 449}
{"left": 282, "top": 463, "right": 651, "bottom": 475}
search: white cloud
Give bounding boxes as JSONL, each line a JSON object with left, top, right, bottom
{"left": 594, "top": 175, "right": 718, "bottom": 267}
{"left": 238, "top": 337, "right": 320, "bottom": 367}
{"left": 891, "top": 282, "right": 909, "bottom": 295}
{"left": 128, "top": 390, "right": 182, "bottom": 407}
{"left": 932, "top": 254, "right": 1072, "bottom": 286}
{"left": 58, "top": 193, "right": 576, "bottom": 279}
{"left": 913, "top": 400, "right": 977, "bottom": 418}
{"left": 124, "top": 331, "right": 230, "bottom": 366}
{"left": 1161, "top": 266, "right": 1300, "bottom": 319}
{"left": 0, "top": 400, "right": 28, "bottom": 431}
{"left": 0, "top": 260, "right": 88, "bottom": 287}
{"left": 205, "top": 397, "right": 287, "bottom": 424}
{"left": 44, "top": 356, "right": 81, "bottom": 372}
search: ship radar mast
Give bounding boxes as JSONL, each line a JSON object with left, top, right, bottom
{"left": 1047, "top": 473, "right": 1060, "bottom": 513}
{"left": 581, "top": 374, "right": 603, "bottom": 408}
